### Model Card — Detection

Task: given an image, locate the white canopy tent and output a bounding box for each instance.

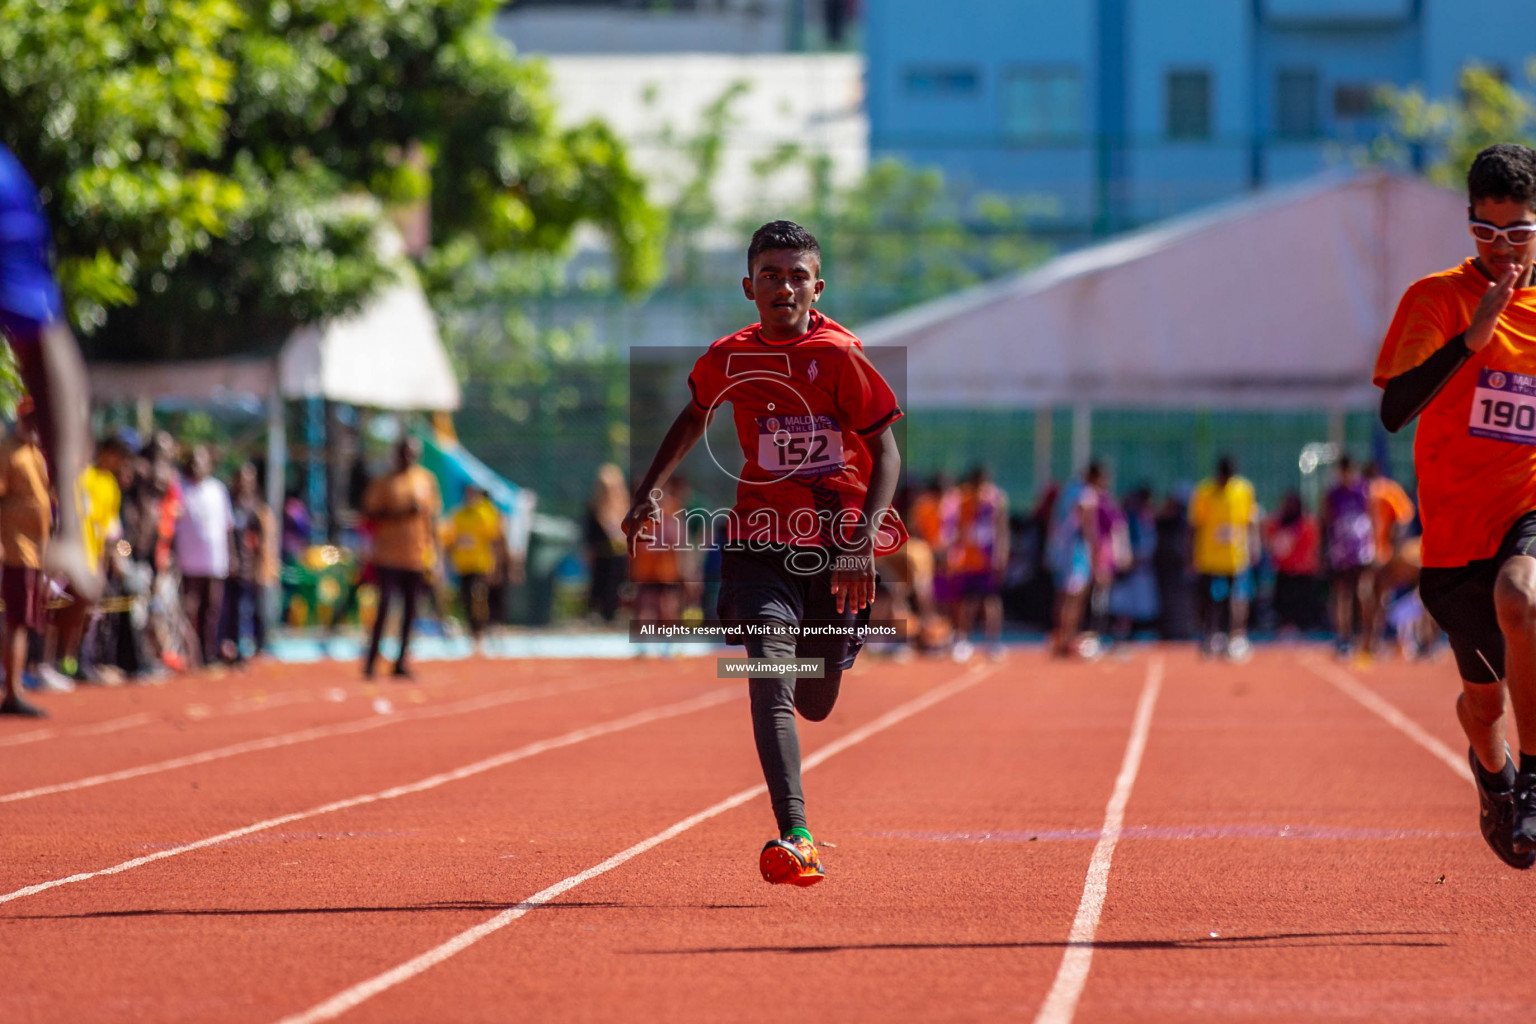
[863,172,1472,414]
[89,275,461,529]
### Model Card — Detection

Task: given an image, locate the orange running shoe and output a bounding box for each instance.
[760,836,826,886]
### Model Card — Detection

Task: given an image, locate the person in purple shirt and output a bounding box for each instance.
[1322,454,1377,657]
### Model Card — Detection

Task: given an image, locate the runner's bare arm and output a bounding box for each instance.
[622,402,710,556]
[831,424,900,613]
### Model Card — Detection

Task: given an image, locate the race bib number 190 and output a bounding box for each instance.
[1471,368,1536,445]
[756,414,845,476]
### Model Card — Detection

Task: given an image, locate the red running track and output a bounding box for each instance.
[0,646,1530,1022]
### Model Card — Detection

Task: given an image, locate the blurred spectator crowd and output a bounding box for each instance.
[582,452,1435,666]
[3,420,520,715]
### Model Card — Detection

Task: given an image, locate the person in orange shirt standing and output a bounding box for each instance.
[1376,144,1536,869]
[1363,460,1415,657]
[949,465,1008,661]
[0,400,51,716]
[361,436,441,680]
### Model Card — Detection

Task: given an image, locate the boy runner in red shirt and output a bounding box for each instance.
[1376,144,1536,869]
[624,221,904,886]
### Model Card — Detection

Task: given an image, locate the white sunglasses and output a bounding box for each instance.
[1470,220,1536,245]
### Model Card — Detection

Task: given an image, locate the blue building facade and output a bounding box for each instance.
[867,0,1536,236]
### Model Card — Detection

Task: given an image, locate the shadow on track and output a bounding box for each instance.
[628,930,1451,955]
[4,900,767,920]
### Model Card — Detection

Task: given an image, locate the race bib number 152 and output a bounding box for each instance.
[1471,368,1536,445]
[756,414,845,475]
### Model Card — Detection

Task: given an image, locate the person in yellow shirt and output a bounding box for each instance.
[443,484,506,641]
[49,435,128,686]
[1188,454,1257,661]
[361,437,440,679]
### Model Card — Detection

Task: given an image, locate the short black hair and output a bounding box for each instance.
[1468,144,1536,207]
[747,220,821,275]
[1215,454,1236,479]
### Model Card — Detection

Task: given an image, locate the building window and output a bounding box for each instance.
[1002,67,1082,140]
[1276,68,1319,139]
[904,65,980,98]
[1166,70,1212,140]
[1333,83,1379,118]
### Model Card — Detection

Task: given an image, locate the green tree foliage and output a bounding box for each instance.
[657,79,1047,325]
[1377,64,1536,186]
[0,0,663,361]
[807,159,1049,325]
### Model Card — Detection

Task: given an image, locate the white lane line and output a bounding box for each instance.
[1034,655,1165,1024]
[0,673,633,805]
[72,713,156,736]
[0,688,737,907]
[1303,657,1472,784]
[0,728,56,748]
[1,664,576,747]
[274,664,1000,1024]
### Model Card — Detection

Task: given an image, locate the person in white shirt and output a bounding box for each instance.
[175,445,234,667]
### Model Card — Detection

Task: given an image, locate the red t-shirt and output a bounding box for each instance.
[687,312,907,553]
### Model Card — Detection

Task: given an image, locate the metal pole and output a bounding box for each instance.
[1034,406,1054,498]
[1072,403,1093,471]
[265,364,287,621]
[1327,407,1346,453]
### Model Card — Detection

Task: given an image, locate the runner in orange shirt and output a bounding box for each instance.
[1376,144,1536,869]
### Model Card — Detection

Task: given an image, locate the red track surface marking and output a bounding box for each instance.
[1072,648,1536,1022]
[1034,655,1165,1024]
[297,654,1148,1023]
[1302,656,1472,782]
[0,670,630,804]
[13,646,1536,1021]
[274,665,999,1024]
[0,688,734,906]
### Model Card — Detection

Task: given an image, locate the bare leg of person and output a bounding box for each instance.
[1495,557,1536,759]
[13,322,95,596]
[1460,678,1510,774]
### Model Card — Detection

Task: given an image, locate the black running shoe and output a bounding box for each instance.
[1476,747,1535,869]
[1513,762,1536,860]
[0,693,47,717]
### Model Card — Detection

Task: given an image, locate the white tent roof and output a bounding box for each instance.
[90,269,460,411]
[862,172,1471,410]
[278,281,459,410]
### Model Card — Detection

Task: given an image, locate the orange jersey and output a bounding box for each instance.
[951,481,1005,574]
[630,494,683,583]
[1368,476,1414,564]
[687,312,907,553]
[1373,259,1536,567]
[909,490,959,553]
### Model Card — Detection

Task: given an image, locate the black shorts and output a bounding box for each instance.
[1419,511,1536,683]
[717,544,871,672]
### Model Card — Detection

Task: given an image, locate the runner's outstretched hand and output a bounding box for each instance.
[621,490,662,557]
[1468,264,1521,353]
[830,534,876,614]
